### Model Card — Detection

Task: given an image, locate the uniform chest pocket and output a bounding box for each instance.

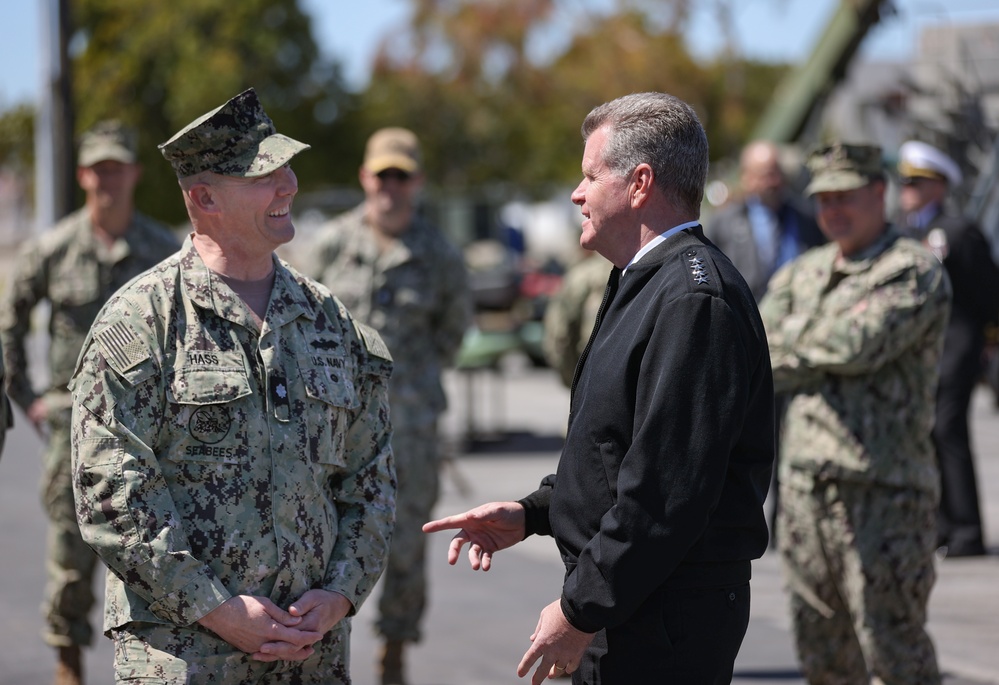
[49,262,101,307]
[166,351,252,464]
[301,360,357,466]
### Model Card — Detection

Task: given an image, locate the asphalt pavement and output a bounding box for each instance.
[1,351,997,684]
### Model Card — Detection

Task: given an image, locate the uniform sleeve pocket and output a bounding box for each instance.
[74,436,144,553]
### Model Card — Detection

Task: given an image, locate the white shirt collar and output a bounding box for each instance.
[623,220,700,273]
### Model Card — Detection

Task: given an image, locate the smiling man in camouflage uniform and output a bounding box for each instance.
[70,88,396,684]
[760,142,950,684]
[304,127,470,685]
[0,119,179,685]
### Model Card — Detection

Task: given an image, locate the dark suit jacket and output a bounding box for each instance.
[520,227,774,634]
[705,197,823,300]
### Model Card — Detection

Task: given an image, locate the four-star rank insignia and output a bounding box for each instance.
[688,254,710,284]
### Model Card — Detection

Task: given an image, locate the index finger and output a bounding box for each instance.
[517,641,546,680]
[422,513,471,533]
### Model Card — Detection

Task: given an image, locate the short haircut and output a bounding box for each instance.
[581,92,709,217]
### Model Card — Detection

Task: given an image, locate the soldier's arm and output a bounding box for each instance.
[759,261,824,393]
[0,239,48,412]
[71,313,231,627]
[433,244,473,367]
[794,259,951,375]
[321,320,396,613]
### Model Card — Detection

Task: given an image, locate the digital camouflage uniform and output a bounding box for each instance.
[760,226,950,685]
[305,204,470,642]
[70,236,396,683]
[542,253,612,387]
[0,207,178,647]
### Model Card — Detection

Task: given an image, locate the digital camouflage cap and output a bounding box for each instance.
[78,120,137,167]
[158,88,310,179]
[804,142,883,196]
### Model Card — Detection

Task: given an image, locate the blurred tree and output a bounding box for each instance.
[356,0,788,199]
[0,105,36,181]
[70,0,357,224]
[0,105,36,241]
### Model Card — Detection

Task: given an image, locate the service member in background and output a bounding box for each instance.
[542,250,613,389]
[705,139,824,301]
[704,140,825,549]
[897,140,999,558]
[70,88,396,684]
[304,127,471,685]
[0,120,178,685]
[761,142,951,684]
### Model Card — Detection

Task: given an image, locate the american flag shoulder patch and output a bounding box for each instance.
[95,321,150,374]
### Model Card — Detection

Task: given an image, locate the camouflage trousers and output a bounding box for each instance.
[111,619,351,684]
[778,478,940,685]
[42,411,99,647]
[375,421,440,642]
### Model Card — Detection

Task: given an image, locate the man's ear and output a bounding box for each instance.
[187,183,219,213]
[631,163,654,208]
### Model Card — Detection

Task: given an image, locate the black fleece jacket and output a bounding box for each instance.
[520,226,774,634]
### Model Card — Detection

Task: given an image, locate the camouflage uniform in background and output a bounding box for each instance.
[305,204,471,643]
[760,227,950,685]
[542,252,612,388]
[0,207,178,648]
[71,237,396,682]
[0,345,10,457]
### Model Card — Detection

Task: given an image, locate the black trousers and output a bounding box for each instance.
[572,582,751,684]
[933,325,985,550]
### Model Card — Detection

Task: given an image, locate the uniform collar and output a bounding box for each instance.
[178,235,316,330]
[833,224,899,274]
[623,220,700,273]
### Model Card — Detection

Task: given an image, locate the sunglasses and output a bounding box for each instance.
[375,169,413,182]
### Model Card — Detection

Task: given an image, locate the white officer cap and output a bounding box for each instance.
[898,140,962,187]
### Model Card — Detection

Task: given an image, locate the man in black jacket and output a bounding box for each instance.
[424,92,775,684]
[897,140,999,557]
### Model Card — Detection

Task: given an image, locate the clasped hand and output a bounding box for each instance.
[197,589,352,662]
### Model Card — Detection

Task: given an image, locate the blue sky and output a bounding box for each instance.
[2,0,999,107]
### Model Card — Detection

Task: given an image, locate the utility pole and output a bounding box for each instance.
[35,0,75,231]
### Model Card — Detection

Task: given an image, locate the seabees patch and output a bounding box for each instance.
[95,321,150,375]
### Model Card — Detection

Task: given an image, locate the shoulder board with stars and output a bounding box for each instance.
[686,250,711,285]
